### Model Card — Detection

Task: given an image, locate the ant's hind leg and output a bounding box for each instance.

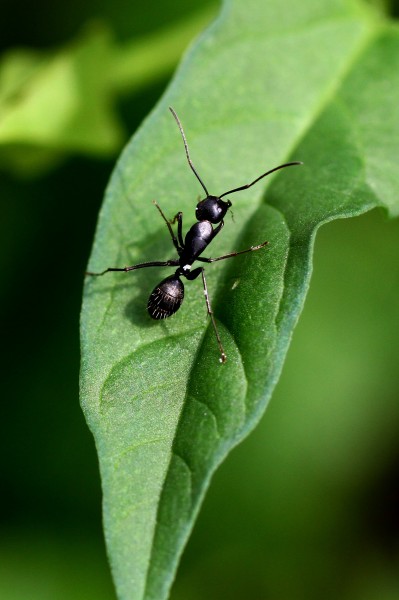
[187,267,227,363]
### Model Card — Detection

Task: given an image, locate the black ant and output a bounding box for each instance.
[86,107,302,363]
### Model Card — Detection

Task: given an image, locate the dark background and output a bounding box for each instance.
[1,1,398,599]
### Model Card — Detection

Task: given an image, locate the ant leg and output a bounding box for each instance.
[197,241,268,263]
[152,201,181,251]
[86,259,179,276]
[211,220,224,239]
[170,212,184,248]
[187,267,227,363]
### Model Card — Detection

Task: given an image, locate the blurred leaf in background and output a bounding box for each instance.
[0,6,215,175]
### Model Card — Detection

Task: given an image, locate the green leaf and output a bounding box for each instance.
[80,1,399,599]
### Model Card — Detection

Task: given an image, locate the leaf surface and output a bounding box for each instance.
[81,1,399,598]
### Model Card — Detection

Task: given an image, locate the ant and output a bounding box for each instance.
[86,107,302,363]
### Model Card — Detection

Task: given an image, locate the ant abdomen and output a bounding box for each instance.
[147,274,184,320]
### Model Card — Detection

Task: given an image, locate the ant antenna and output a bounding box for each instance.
[169,107,209,197]
[219,161,303,198]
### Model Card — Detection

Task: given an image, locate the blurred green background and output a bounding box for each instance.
[1,1,398,599]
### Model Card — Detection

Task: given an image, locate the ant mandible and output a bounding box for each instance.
[86,107,302,363]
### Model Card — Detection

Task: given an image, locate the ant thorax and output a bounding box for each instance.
[180,221,214,266]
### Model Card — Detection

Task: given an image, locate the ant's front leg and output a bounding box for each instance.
[186,267,227,363]
[197,241,268,264]
[170,212,184,248]
[211,219,224,240]
[153,201,182,252]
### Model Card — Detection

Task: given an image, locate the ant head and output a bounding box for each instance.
[195,196,232,224]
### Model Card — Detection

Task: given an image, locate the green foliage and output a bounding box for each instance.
[81,0,399,599]
[0,7,214,174]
